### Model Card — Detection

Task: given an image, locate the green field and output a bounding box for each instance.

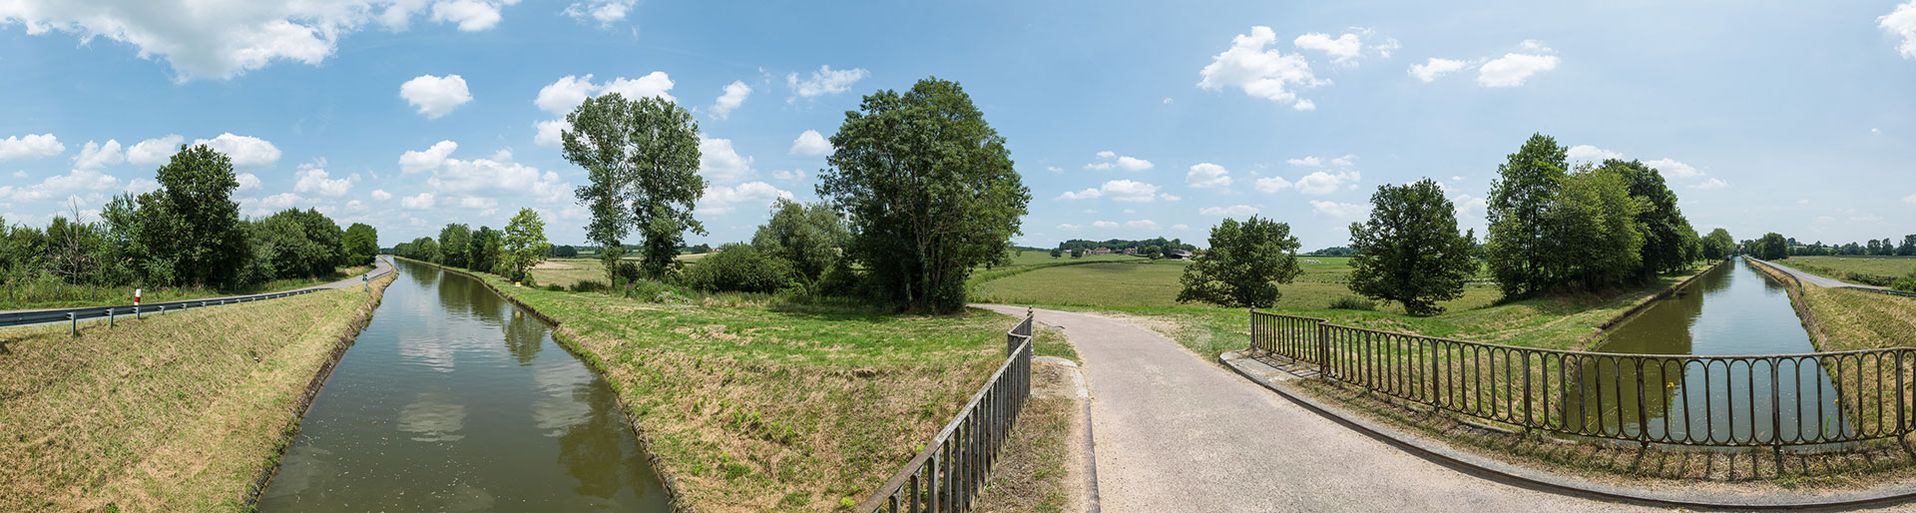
[975,256,1500,313]
[1785,256,1916,287]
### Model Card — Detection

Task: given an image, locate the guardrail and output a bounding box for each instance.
[1251,310,1914,449]
[856,308,1035,513]
[1,259,391,332]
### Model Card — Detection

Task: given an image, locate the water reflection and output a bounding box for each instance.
[259,259,671,511]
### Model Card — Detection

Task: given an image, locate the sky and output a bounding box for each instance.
[2,0,1914,250]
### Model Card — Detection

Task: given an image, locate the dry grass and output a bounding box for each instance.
[1801,285,1916,352]
[0,271,393,512]
[971,361,1084,513]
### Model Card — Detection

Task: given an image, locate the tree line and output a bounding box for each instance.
[1174,133,1733,315]
[1048,237,1195,259]
[0,145,378,304]
[390,208,552,283]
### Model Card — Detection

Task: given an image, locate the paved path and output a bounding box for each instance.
[978,305,1665,513]
[1750,257,1890,290]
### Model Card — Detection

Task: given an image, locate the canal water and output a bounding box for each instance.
[259,259,672,511]
[1578,257,1847,444]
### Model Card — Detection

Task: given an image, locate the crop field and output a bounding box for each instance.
[1786,256,1916,288]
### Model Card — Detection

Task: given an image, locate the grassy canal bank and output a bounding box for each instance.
[0,264,374,311]
[418,258,1074,512]
[0,270,395,512]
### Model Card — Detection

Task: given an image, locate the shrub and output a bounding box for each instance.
[1897,271,1916,293]
[681,244,792,294]
[570,280,608,293]
[1329,296,1376,310]
[544,284,566,292]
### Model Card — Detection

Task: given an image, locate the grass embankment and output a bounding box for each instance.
[0,270,394,512]
[975,256,1703,358]
[970,356,1081,513]
[1801,286,1916,352]
[0,264,372,311]
[493,263,1072,512]
[1785,256,1916,289]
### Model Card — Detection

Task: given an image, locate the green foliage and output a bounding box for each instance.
[1701,228,1736,260]
[1607,159,1698,277]
[342,223,379,266]
[1485,133,1570,298]
[562,92,706,281]
[1755,232,1790,260]
[437,224,472,268]
[816,77,1030,313]
[249,209,348,281]
[750,199,847,285]
[1547,165,1645,290]
[468,226,503,275]
[1176,216,1302,308]
[394,236,440,262]
[682,244,792,294]
[122,145,251,288]
[553,245,580,258]
[1346,179,1477,316]
[501,208,552,282]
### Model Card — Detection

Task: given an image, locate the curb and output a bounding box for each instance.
[1033,354,1102,513]
[1219,350,1916,511]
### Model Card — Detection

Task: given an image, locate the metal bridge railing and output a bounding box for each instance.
[856,308,1035,513]
[1251,310,1914,449]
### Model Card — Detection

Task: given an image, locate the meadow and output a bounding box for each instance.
[0,271,393,512]
[1785,256,1916,288]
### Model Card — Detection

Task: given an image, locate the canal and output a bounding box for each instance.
[259,259,672,511]
[1577,257,1848,445]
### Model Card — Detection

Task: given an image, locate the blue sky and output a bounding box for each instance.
[2,0,1914,250]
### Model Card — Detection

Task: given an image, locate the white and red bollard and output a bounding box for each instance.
[134,288,143,319]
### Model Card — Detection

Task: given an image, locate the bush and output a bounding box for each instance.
[544,284,566,292]
[1897,271,1916,293]
[681,244,792,294]
[1328,296,1376,310]
[570,280,608,293]
[624,279,691,304]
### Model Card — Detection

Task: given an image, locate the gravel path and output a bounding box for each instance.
[1750,257,1889,290]
[977,305,1667,513]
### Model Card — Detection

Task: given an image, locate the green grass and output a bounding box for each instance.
[449,264,1052,512]
[1800,284,1916,352]
[0,264,372,311]
[1784,256,1916,288]
[0,271,393,512]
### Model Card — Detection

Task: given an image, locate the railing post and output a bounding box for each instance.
[1317,320,1330,379]
[108,308,115,328]
[68,312,77,337]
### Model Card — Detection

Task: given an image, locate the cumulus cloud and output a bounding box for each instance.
[293,161,356,197]
[401,192,436,209]
[533,119,567,147]
[1199,204,1259,217]
[789,130,830,156]
[1255,176,1293,193]
[564,0,635,26]
[72,140,124,170]
[395,142,568,205]
[1690,177,1728,190]
[1310,200,1370,220]
[1904,192,1916,205]
[192,133,281,167]
[0,168,120,203]
[1293,32,1362,63]
[1186,163,1232,188]
[1057,179,1163,202]
[1091,220,1119,229]
[698,181,791,215]
[1295,169,1360,195]
[786,65,869,101]
[771,169,806,181]
[1478,53,1559,87]
[532,73,674,146]
[1286,155,1322,167]
[1408,57,1466,83]
[1084,151,1153,171]
[1567,144,1622,161]
[711,80,751,120]
[1125,219,1158,229]
[400,74,473,118]
[1643,158,1700,179]
[698,137,755,183]
[0,0,518,80]
[400,140,459,174]
[371,189,392,201]
[235,172,262,192]
[1886,2,1916,59]
[125,134,184,165]
[0,133,64,160]
[1198,26,1324,111]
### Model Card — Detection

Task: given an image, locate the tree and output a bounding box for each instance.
[682,244,792,293]
[1547,166,1645,290]
[562,92,706,281]
[1484,133,1570,298]
[137,144,251,288]
[1346,179,1478,315]
[1899,234,1916,257]
[1608,159,1699,277]
[437,224,471,267]
[468,226,503,274]
[502,208,552,282]
[1701,228,1736,260]
[750,199,848,285]
[1176,216,1302,308]
[1755,232,1790,260]
[343,223,379,266]
[1049,247,1062,259]
[816,77,1031,313]
[553,245,580,258]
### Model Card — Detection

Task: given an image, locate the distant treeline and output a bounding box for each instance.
[1049,237,1195,259]
[1783,235,1916,257]
[390,209,552,283]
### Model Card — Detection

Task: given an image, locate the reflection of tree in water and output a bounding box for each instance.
[502,310,547,366]
[1564,264,1715,438]
[556,382,650,500]
[403,261,440,289]
[434,270,506,324]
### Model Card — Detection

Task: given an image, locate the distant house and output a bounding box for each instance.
[1167,249,1193,260]
[1089,247,1114,256]
[1122,247,1139,256]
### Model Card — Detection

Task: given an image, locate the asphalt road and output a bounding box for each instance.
[0,257,393,328]
[1751,257,1890,290]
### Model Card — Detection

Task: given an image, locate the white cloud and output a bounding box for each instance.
[401,192,436,209]
[235,172,262,192]
[293,161,355,197]
[1477,53,1559,87]
[1884,2,1916,59]
[1292,99,1316,111]
[1643,158,1700,179]
[771,169,806,181]
[1566,144,1622,161]
[400,140,459,174]
[72,140,124,170]
[1409,57,1467,83]
[1171,223,1190,231]
[1454,194,1488,220]
[124,178,159,195]
[698,181,791,215]
[1057,179,1163,202]
[1199,204,1259,217]
[1286,155,1322,167]
[192,133,280,167]
[125,134,184,165]
[1125,219,1158,229]
[1904,193,1916,205]
[458,195,497,209]
[248,192,303,215]
[533,119,567,147]
[564,0,635,26]
[535,73,675,115]
[1296,169,1361,195]
[0,133,64,160]
[371,189,392,201]
[711,80,751,120]
[0,1,516,80]
[1091,220,1119,229]
[400,74,473,118]
[0,168,120,203]
[1186,163,1232,188]
[1293,32,1362,63]
[1084,151,1153,171]
[1255,176,1293,193]
[786,65,869,100]
[415,146,569,203]
[1057,223,1080,231]
[1198,26,1324,111]
[698,137,755,184]
[1310,200,1370,220]
[789,130,830,156]
[1690,177,1728,190]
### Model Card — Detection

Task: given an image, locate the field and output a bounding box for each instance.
[974,256,1502,312]
[0,264,372,311]
[459,266,1073,512]
[0,271,394,512]
[1785,256,1916,288]
[1800,285,1916,352]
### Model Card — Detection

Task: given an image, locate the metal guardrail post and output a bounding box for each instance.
[108,308,115,328]
[135,305,142,320]
[68,312,77,337]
